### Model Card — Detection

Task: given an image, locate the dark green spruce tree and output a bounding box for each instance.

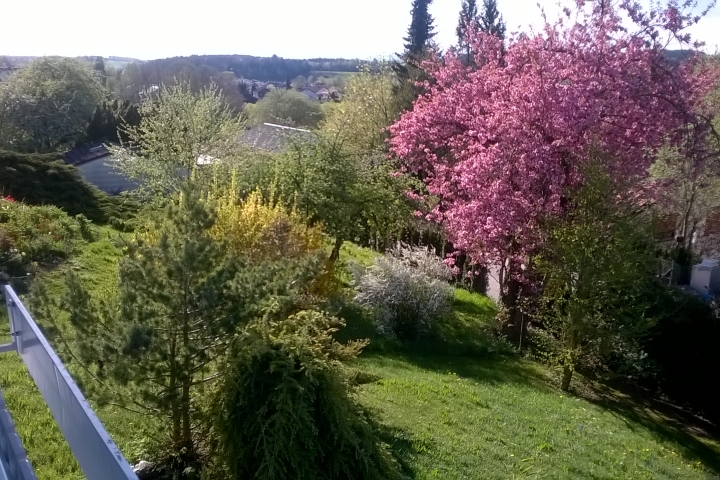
[93,56,106,86]
[456,0,479,65]
[479,0,506,39]
[393,0,437,112]
[403,0,436,58]
[83,99,141,145]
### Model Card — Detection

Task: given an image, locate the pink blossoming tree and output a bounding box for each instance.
[389,0,719,306]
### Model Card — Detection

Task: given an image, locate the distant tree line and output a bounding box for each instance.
[110,55,365,104]
[307,58,363,72]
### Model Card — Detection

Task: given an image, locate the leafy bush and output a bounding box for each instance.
[209,180,324,262]
[352,244,454,340]
[245,88,323,128]
[1,196,96,291]
[212,310,400,480]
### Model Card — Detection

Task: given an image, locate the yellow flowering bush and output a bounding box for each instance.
[209,178,324,262]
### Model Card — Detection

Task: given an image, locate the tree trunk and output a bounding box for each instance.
[329,236,344,263]
[561,364,573,391]
[169,334,181,446]
[181,382,192,455]
[501,262,522,337]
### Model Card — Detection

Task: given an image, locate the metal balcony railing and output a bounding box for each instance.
[0,285,138,480]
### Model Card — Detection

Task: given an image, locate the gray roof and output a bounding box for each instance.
[63,142,111,166]
[240,123,314,152]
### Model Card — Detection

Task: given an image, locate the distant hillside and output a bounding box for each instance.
[105,56,143,69]
[0,55,142,71]
[665,49,697,65]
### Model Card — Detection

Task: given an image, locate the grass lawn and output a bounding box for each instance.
[357,351,720,479]
[1,238,719,479]
[338,242,720,479]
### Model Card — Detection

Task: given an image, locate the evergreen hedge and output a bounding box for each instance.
[0,149,135,223]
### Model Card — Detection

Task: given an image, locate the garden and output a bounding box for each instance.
[2,1,720,478]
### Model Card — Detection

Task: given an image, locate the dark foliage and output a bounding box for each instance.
[642,285,720,424]
[83,99,141,145]
[403,0,436,58]
[457,0,479,45]
[393,0,437,119]
[478,0,506,39]
[0,149,136,223]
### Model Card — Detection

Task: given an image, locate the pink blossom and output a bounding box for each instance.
[389,1,719,272]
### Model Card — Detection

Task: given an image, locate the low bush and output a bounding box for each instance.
[212,310,399,480]
[352,243,454,340]
[1,196,96,291]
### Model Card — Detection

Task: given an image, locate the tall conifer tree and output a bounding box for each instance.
[403,0,436,59]
[479,0,506,39]
[394,0,437,112]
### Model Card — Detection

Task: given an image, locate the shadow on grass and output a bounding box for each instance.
[577,381,720,475]
[366,348,557,394]
[340,293,720,476]
[375,424,419,480]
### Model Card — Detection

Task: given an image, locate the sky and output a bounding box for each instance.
[1,0,719,61]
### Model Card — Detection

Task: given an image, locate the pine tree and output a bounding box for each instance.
[393,0,437,112]
[34,185,324,470]
[93,56,106,86]
[478,0,506,39]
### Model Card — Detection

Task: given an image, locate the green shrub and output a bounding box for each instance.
[0,196,96,292]
[212,310,400,480]
[351,244,454,340]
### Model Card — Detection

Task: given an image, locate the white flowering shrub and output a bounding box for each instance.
[352,244,454,340]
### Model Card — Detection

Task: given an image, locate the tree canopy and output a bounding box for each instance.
[535,160,657,391]
[457,0,480,63]
[403,0,436,60]
[113,82,244,198]
[478,0,505,39]
[0,57,105,153]
[393,0,438,113]
[245,88,323,128]
[320,63,400,156]
[389,1,718,281]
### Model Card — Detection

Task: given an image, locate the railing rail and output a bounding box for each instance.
[0,391,35,480]
[2,285,138,480]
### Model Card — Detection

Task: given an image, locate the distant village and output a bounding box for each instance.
[237,78,343,103]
